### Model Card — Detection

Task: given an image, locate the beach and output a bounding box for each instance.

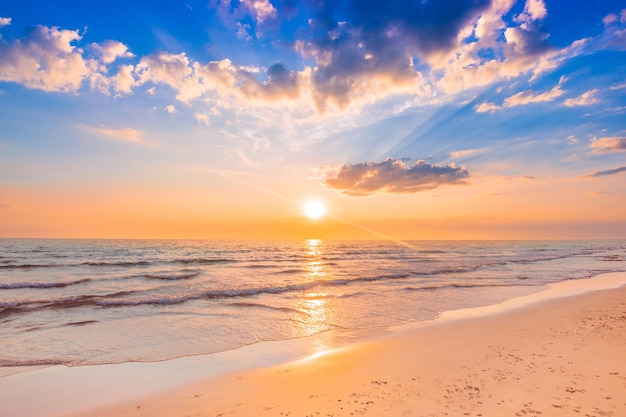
[11,271,619,417]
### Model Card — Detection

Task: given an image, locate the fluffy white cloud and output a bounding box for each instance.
[239,0,276,23]
[132,54,307,107]
[323,158,469,196]
[110,64,137,94]
[0,17,11,28]
[89,40,134,64]
[135,52,193,92]
[563,89,599,107]
[517,0,547,22]
[436,0,560,94]
[165,104,177,113]
[0,25,97,92]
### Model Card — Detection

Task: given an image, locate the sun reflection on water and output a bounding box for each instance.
[294,239,333,342]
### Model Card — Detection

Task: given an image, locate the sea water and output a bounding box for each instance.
[1,239,625,370]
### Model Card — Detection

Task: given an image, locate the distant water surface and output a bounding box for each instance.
[1,239,625,368]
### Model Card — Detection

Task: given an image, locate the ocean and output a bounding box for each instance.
[1,239,625,371]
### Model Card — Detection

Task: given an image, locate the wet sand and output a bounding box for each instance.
[63,272,626,417]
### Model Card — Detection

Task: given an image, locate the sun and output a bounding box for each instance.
[303,200,326,220]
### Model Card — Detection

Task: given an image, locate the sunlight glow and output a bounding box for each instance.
[303,200,326,220]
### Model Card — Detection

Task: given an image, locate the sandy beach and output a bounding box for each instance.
[51,272,626,417]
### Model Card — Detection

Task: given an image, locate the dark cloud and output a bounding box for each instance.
[584,166,626,177]
[239,62,301,100]
[297,0,491,110]
[504,21,553,57]
[324,158,469,196]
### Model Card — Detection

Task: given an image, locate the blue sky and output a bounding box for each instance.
[0,0,625,239]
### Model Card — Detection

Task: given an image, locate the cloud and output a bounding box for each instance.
[194,112,210,126]
[610,82,626,90]
[0,4,619,115]
[84,125,142,144]
[165,104,177,113]
[475,101,500,113]
[238,63,302,101]
[210,0,278,40]
[594,8,626,51]
[563,89,599,107]
[590,136,626,154]
[239,0,277,24]
[294,0,493,111]
[0,17,11,28]
[436,0,562,93]
[504,84,564,107]
[514,0,547,23]
[603,14,619,26]
[134,52,198,102]
[449,149,479,159]
[236,22,253,41]
[89,40,134,64]
[133,53,305,105]
[323,158,470,196]
[0,25,97,92]
[584,166,626,177]
[110,64,136,94]
[603,9,626,26]
[476,81,564,112]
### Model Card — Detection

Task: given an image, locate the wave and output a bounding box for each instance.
[141,271,200,281]
[0,272,417,315]
[0,263,60,269]
[599,255,624,262]
[0,358,68,367]
[1,247,619,318]
[64,320,98,327]
[82,261,152,267]
[244,264,279,269]
[408,250,601,277]
[411,264,490,276]
[0,306,23,319]
[403,282,528,292]
[0,278,92,290]
[228,302,302,314]
[0,257,236,271]
[277,268,308,274]
[508,251,595,265]
[173,258,235,265]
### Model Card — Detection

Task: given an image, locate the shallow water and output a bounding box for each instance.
[1,239,625,367]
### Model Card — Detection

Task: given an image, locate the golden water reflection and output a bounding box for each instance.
[304,239,326,280]
[294,239,333,342]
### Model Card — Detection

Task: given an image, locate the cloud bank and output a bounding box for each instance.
[0,2,624,114]
[323,158,469,196]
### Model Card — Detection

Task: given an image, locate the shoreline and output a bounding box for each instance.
[2,272,626,417]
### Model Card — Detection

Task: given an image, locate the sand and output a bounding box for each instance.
[53,272,626,417]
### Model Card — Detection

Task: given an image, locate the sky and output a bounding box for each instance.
[0,0,625,240]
